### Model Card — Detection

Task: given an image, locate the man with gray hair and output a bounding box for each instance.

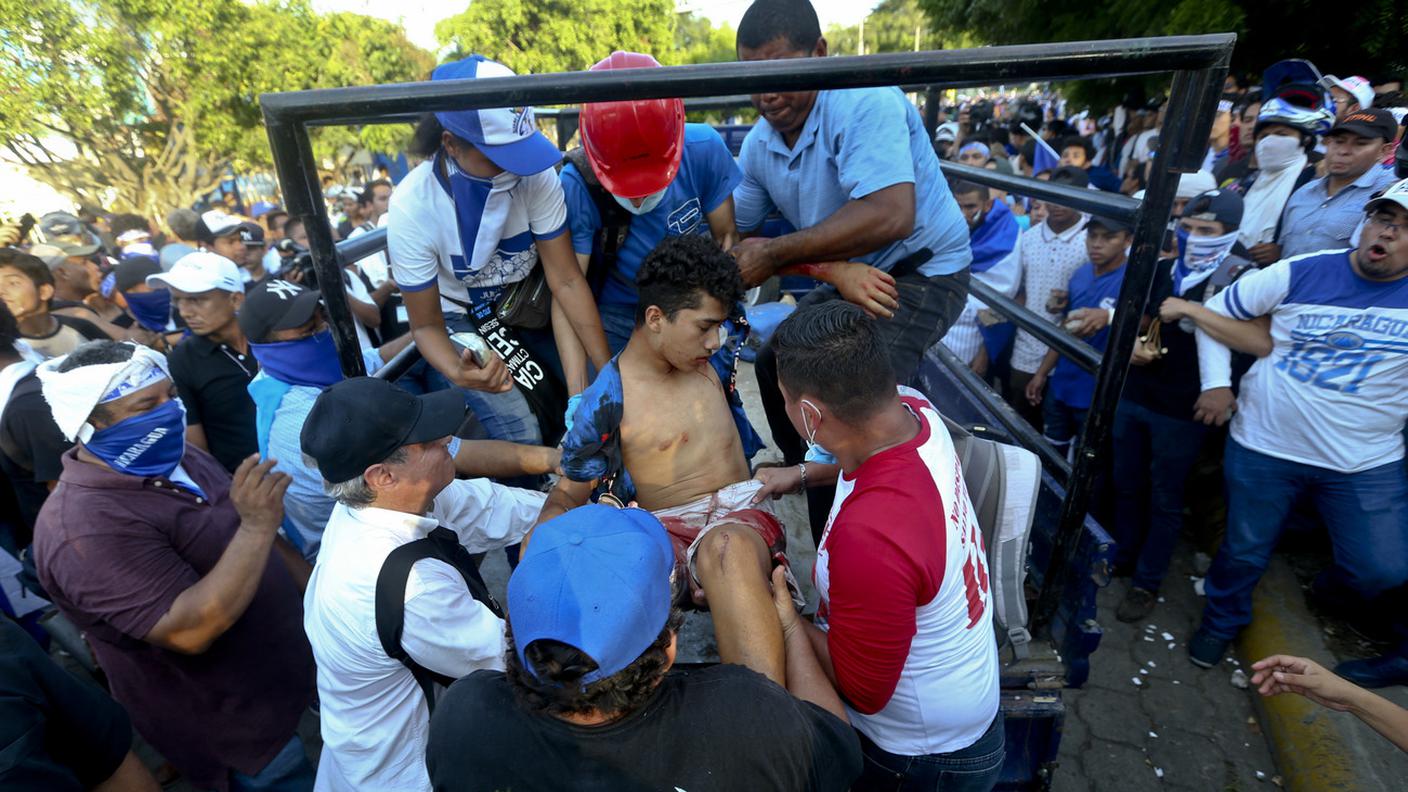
[161,208,200,270]
[299,376,547,792]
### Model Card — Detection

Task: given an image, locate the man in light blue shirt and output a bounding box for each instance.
[733,0,973,538]
[1275,109,1398,260]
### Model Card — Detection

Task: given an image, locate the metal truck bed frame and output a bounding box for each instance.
[262,35,1233,787]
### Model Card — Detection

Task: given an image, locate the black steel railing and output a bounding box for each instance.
[261,33,1235,635]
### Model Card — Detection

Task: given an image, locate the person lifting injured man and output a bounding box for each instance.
[426,504,861,792]
[535,233,801,685]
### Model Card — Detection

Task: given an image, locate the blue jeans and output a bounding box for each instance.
[1201,438,1408,640]
[1041,397,1087,457]
[1112,401,1208,591]
[229,734,314,792]
[435,313,553,445]
[854,711,1005,792]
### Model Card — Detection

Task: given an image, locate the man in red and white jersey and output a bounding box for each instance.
[755,300,1003,791]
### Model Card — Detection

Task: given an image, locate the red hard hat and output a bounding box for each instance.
[580,52,685,199]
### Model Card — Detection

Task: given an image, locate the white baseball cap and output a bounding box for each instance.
[1366,178,1408,215]
[148,251,245,294]
[196,210,243,244]
[1175,170,1218,201]
[1320,75,1375,112]
[431,55,561,176]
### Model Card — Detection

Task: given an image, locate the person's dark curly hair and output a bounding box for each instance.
[108,213,151,238]
[0,300,18,352]
[634,235,744,326]
[771,300,896,424]
[504,608,684,719]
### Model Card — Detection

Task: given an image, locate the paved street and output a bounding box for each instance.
[1053,547,1279,791]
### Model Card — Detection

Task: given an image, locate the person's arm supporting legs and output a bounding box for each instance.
[692,524,786,687]
[770,567,850,723]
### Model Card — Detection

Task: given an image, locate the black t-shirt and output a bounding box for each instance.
[0,619,133,791]
[427,665,862,792]
[1123,256,1254,419]
[0,372,71,539]
[167,333,260,472]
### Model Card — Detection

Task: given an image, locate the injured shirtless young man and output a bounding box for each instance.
[534,235,799,685]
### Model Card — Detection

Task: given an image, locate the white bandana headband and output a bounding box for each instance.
[36,343,171,442]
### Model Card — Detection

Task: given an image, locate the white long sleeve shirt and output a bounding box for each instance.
[1195,250,1408,472]
[304,479,546,792]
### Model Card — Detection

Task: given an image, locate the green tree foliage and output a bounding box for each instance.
[672,11,738,65]
[826,0,955,56]
[919,0,1406,88]
[435,0,677,75]
[0,0,431,219]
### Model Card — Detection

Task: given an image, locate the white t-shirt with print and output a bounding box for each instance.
[386,157,568,314]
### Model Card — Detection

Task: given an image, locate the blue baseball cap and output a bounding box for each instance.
[250,201,280,219]
[432,55,562,176]
[508,504,675,685]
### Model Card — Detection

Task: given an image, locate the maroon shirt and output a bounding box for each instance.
[33,445,315,791]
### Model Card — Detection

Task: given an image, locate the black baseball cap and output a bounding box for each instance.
[1183,189,1244,229]
[113,256,164,293]
[1048,165,1090,189]
[1327,108,1398,142]
[237,221,265,247]
[301,377,466,484]
[1087,215,1134,234]
[238,278,322,342]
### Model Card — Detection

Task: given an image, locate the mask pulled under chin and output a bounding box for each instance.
[84,398,187,478]
[612,188,667,216]
[249,330,345,389]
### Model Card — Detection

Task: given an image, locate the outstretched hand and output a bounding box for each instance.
[1250,655,1359,712]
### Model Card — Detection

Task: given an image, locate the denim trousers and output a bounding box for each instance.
[854,711,1005,792]
[1041,397,1087,458]
[228,734,314,792]
[1201,438,1408,640]
[1111,400,1208,591]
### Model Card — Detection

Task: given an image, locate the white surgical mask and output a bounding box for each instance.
[1255,136,1303,172]
[613,188,667,216]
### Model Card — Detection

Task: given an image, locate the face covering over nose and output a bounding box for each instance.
[1172,228,1240,296]
[249,330,344,389]
[1255,135,1304,172]
[122,290,173,333]
[612,188,668,216]
[84,398,187,478]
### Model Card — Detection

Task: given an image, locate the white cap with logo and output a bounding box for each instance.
[147,251,245,294]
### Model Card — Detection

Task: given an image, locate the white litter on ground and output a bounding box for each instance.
[1131,677,1144,687]
[1231,669,1250,689]
[1154,767,1164,779]
[1167,642,1176,650]
[1256,770,1267,780]
[1147,661,1158,668]
[1148,730,1158,738]
[1140,668,1149,675]
[1161,632,1175,641]
[1193,577,1207,596]
[1144,636,1157,642]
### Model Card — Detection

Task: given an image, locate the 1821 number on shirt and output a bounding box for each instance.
[1276,339,1384,394]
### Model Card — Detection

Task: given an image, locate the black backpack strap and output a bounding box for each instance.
[563,148,632,296]
[374,527,504,716]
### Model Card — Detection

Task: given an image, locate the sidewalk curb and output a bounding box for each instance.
[1235,559,1365,791]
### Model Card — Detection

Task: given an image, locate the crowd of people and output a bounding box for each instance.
[2,0,1407,789]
